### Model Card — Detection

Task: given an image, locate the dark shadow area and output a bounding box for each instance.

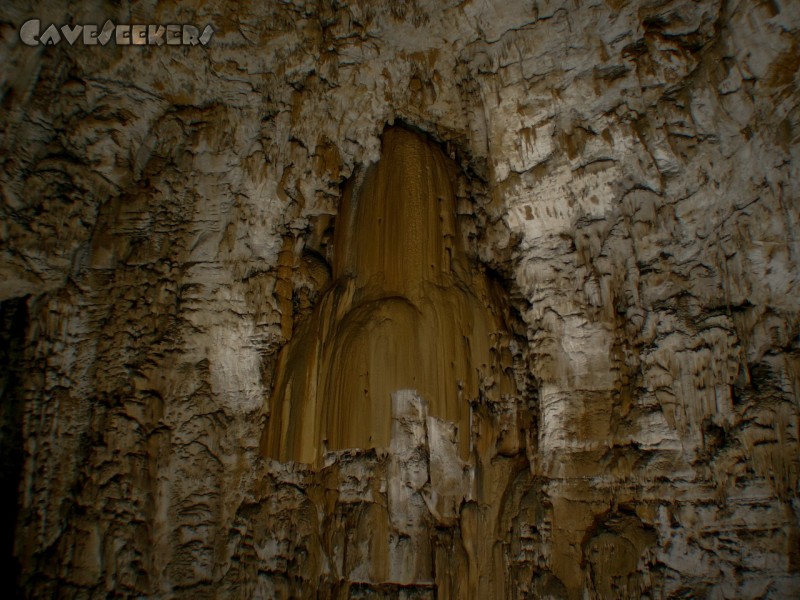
[0,296,28,598]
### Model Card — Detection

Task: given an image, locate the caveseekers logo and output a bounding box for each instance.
[19,19,215,46]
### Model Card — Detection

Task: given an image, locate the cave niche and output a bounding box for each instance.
[262,125,517,466]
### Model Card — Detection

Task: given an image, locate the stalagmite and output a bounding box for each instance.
[262,126,516,465]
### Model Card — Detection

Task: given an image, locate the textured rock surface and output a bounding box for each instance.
[0,0,798,598]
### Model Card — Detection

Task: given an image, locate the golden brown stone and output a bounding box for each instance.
[263,127,515,465]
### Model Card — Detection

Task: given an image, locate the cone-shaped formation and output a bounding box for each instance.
[263,126,515,465]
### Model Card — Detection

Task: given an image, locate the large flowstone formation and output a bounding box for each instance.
[264,126,516,465]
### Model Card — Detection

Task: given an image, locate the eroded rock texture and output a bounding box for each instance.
[0,0,799,598]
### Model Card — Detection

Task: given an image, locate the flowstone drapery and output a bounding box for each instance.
[264,126,517,465]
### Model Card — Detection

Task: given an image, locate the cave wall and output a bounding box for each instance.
[0,0,799,598]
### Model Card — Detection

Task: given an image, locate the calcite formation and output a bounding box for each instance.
[264,126,517,465]
[0,0,799,598]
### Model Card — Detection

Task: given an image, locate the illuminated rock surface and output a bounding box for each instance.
[0,0,799,598]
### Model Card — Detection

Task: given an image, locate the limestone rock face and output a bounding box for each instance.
[0,0,798,598]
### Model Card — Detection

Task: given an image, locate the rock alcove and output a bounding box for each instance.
[263,125,523,466]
